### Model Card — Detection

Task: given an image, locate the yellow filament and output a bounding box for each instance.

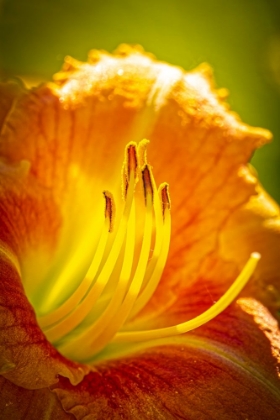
[113,252,261,343]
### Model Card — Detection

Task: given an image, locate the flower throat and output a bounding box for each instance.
[36,140,260,364]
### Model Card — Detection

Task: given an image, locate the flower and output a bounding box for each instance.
[0,44,280,419]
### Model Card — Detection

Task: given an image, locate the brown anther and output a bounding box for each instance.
[160,183,171,218]
[126,143,138,179]
[122,143,138,199]
[142,165,154,204]
[103,191,115,232]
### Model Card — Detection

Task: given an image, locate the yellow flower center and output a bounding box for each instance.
[35,140,260,364]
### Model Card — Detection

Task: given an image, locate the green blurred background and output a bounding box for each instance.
[0,0,279,202]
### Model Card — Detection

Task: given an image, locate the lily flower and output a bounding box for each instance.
[0,44,280,419]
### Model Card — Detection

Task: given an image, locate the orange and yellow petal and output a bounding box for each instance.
[51,290,280,419]
[0,45,279,419]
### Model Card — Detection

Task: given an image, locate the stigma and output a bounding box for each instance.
[36,140,260,364]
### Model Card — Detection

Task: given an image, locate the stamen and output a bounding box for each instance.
[35,140,260,365]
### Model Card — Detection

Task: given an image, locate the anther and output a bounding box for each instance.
[159,182,171,218]
[103,191,115,232]
[142,165,154,204]
[122,142,138,198]
[125,142,138,180]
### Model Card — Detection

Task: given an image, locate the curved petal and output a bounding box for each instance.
[52,305,280,420]
[0,161,89,388]
[220,179,280,311]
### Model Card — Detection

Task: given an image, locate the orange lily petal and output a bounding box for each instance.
[52,324,280,420]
